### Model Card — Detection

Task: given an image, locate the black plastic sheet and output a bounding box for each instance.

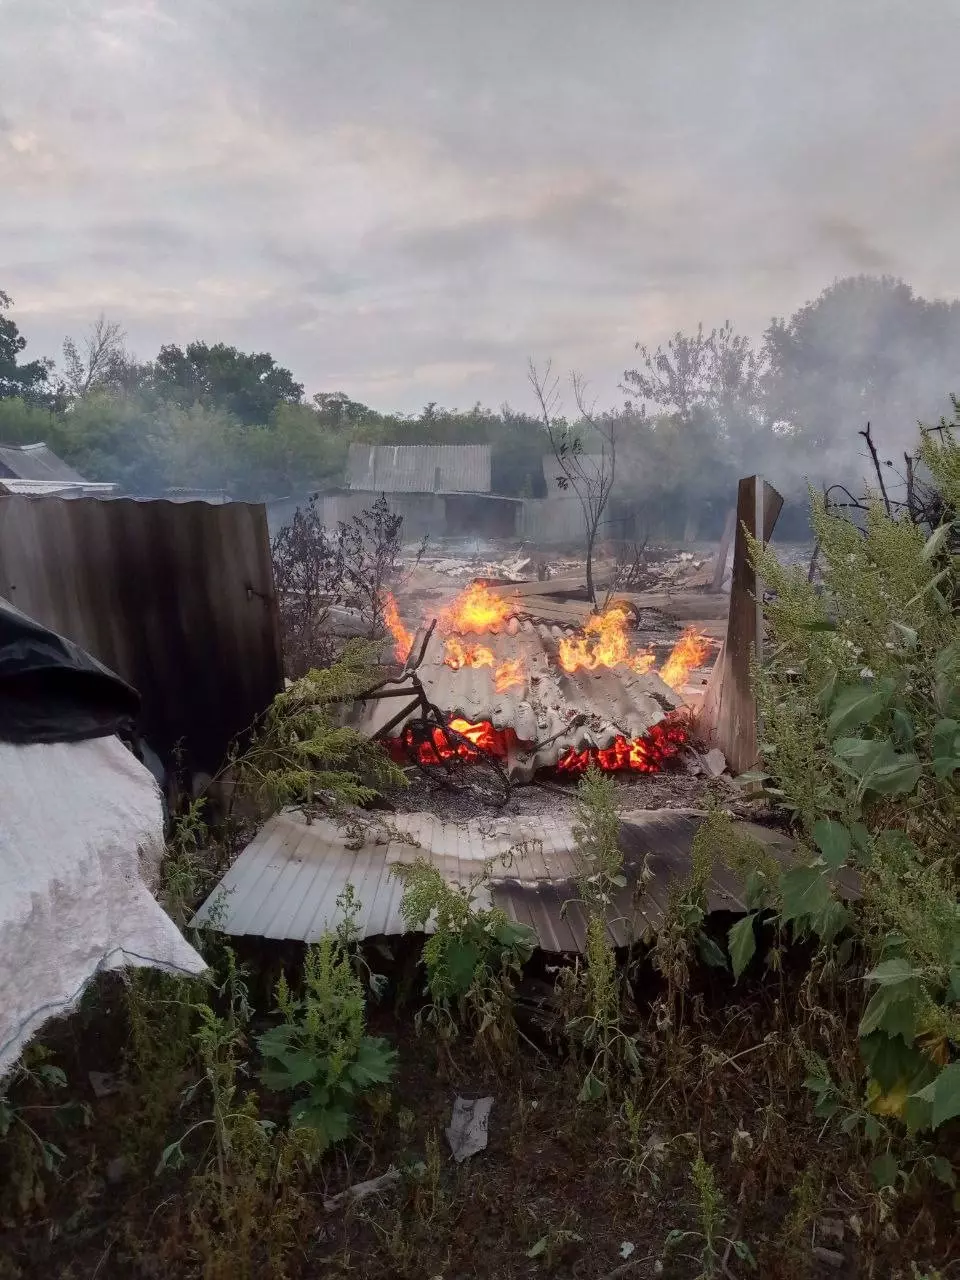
[0,596,140,745]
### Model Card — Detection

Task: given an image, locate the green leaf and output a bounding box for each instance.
[921,522,953,562]
[865,957,918,987]
[578,1072,605,1103]
[348,1037,397,1088]
[871,1150,899,1189]
[728,914,757,980]
[291,1098,352,1144]
[930,1063,960,1130]
[859,1032,928,1092]
[445,939,482,996]
[832,736,896,778]
[812,819,851,869]
[891,622,918,649]
[858,987,918,1042]
[827,680,895,736]
[810,900,850,945]
[851,823,873,854]
[946,967,960,1004]
[526,1237,548,1259]
[930,1156,956,1189]
[732,1239,757,1268]
[932,719,960,778]
[157,1139,187,1174]
[780,865,832,924]
[697,933,728,970]
[891,708,915,749]
[863,752,923,796]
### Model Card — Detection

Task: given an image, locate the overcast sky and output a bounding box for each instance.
[3,1,960,413]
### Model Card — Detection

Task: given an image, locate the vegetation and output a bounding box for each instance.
[3,276,960,539]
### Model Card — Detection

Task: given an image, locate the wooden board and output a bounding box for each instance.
[698,477,783,775]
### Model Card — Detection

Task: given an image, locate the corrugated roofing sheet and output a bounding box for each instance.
[0,443,88,484]
[348,444,491,494]
[192,807,827,953]
[346,619,683,781]
[0,479,117,496]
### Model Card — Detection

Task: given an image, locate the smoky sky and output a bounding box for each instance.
[3,0,960,414]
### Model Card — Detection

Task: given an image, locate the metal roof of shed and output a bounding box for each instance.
[191,807,833,953]
[347,444,491,494]
[0,443,88,484]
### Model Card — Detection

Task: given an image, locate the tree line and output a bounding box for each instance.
[2,275,959,531]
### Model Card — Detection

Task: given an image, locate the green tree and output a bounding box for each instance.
[149,341,304,425]
[0,292,52,404]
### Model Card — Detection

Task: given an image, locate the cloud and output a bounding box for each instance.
[1,0,960,411]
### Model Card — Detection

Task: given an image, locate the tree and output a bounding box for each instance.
[0,291,52,404]
[763,275,960,461]
[529,360,616,604]
[149,341,304,425]
[61,314,141,400]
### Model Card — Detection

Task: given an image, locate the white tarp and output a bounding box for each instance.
[0,735,207,1076]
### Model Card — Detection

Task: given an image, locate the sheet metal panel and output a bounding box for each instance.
[347,444,491,494]
[0,443,88,484]
[193,807,813,954]
[0,494,282,774]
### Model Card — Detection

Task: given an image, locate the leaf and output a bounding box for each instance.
[780,865,832,924]
[858,987,918,1042]
[832,736,896,778]
[921,522,953,562]
[947,967,960,1004]
[865,957,918,987]
[891,708,916,749]
[578,1072,605,1103]
[930,1063,960,1130]
[445,939,482,996]
[291,1098,352,1144]
[871,1150,899,1188]
[863,752,923,796]
[526,1237,548,1259]
[891,622,918,649]
[812,819,851,869]
[930,1156,956,1188]
[157,1139,186,1174]
[810,900,850,945]
[860,1032,929,1092]
[733,1239,757,1268]
[348,1037,397,1088]
[728,914,757,980]
[697,933,728,970]
[827,680,895,737]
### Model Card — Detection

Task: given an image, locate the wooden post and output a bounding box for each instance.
[710,507,737,593]
[698,476,783,775]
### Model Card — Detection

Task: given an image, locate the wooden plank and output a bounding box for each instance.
[614,591,731,621]
[698,477,783,776]
[711,507,737,592]
[486,573,611,599]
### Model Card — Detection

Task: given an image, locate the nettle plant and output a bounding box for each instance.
[257,921,396,1148]
[392,856,537,1055]
[747,421,960,1141]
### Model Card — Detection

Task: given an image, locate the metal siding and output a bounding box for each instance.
[0,494,282,774]
[347,444,491,494]
[0,443,88,484]
[194,808,813,954]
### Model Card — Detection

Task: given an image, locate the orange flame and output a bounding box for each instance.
[443,636,495,670]
[382,591,413,663]
[558,604,656,676]
[659,627,713,692]
[438,582,516,635]
[494,656,526,693]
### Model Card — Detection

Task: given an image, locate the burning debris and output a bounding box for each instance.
[371,581,715,783]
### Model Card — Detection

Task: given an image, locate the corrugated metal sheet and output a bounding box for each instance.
[0,495,283,774]
[0,479,118,497]
[348,444,491,494]
[346,619,683,781]
[192,806,822,952]
[0,443,88,484]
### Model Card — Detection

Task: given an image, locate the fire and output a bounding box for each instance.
[556,718,687,774]
[392,716,518,764]
[438,581,516,635]
[494,656,526,693]
[443,636,495,670]
[557,604,656,676]
[659,627,713,692]
[382,591,413,663]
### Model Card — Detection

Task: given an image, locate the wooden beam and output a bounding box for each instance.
[698,476,783,775]
[711,506,737,592]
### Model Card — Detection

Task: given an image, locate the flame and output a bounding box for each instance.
[391,716,518,764]
[438,582,516,635]
[558,604,656,676]
[443,636,495,670]
[556,718,687,774]
[382,592,413,663]
[659,627,713,691]
[494,657,526,693]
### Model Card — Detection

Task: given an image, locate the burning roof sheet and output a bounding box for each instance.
[349,617,685,781]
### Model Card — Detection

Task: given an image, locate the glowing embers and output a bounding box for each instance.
[555,717,688,775]
[387,717,519,765]
[557,604,656,677]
